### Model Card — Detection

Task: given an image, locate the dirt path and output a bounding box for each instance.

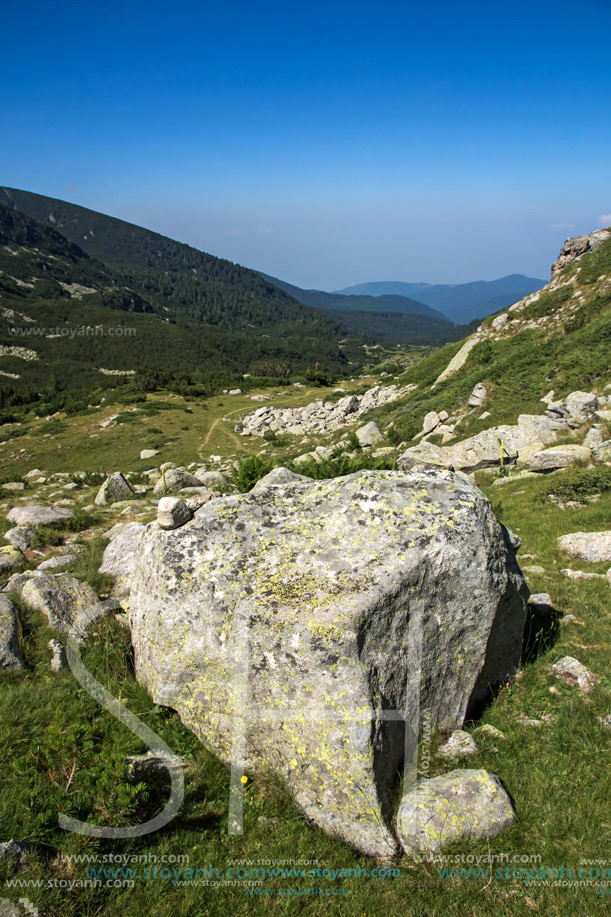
[197,407,247,460]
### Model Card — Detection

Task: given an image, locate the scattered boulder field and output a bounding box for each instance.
[0,249,610,856]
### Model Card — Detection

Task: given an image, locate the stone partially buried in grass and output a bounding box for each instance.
[549,656,597,693]
[6,504,73,526]
[0,594,24,669]
[557,531,611,563]
[20,574,108,640]
[397,769,516,858]
[0,545,25,573]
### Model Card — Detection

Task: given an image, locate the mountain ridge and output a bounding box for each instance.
[334,275,546,324]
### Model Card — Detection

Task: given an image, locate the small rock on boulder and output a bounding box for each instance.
[157,498,193,530]
[397,769,516,858]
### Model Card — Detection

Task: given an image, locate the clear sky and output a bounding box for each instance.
[2,0,610,289]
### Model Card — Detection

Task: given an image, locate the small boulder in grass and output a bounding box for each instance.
[157,497,193,530]
[474,724,506,742]
[438,730,478,759]
[397,769,516,858]
[549,656,597,693]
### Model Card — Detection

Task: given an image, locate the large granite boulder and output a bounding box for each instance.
[129,468,528,857]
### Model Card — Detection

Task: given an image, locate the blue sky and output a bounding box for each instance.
[2,0,611,289]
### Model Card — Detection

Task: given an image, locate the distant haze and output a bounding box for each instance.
[1,0,610,290]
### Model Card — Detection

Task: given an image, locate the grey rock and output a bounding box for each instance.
[355,421,384,447]
[528,444,591,472]
[37,554,77,571]
[48,638,67,672]
[95,473,135,506]
[474,724,506,741]
[129,468,528,857]
[1,482,25,491]
[6,504,73,526]
[140,449,160,460]
[550,656,597,693]
[159,462,177,472]
[557,531,611,563]
[438,730,478,759]
[583,424,604,452]
[98,523,146,598]
[153,468,204,495]
[551,230,611,280]
[0,546,25,573]
[0,594,24,669]
[560,614,578,625]
[546,391,599,427]
[4,525,35,552]
[125,752,186,785]
[193,471,227,489]
[21,575,107,639]
[600,715,611,729]
[397,769,515,858]
[422,411,440,435]
[251,467,313,492]
[468,383,487,407]
[397,441,454,471]
[157,497,193,530]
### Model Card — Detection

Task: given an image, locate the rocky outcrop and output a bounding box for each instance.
[238,385,412,438]
[398,412,561,474]
[551,229,611,281]
[157,498,193,530]
[128,468,528,857]
[397,769,515,858]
